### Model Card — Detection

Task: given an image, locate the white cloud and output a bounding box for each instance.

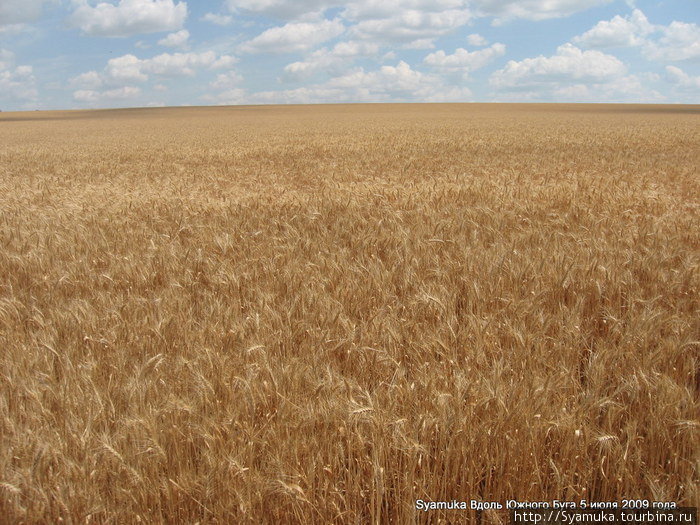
[0,49,14,70]
[552,75,663,102]
[240,18,345,54]
[402,38,436,50]
[106,54,149,82]
[645,21,700,62]
[282,40,379,81]
[349,9,471,44]
[228,0,471,49]
[204,87,247,104]
[0,23,31,35]
[575,10,700,63]
[224,0,604,25]
[70,0,187,38]
[0,0,51,26]
[73,86,141,102]
[665,65,700,90]
[319,60,470,100]
[68,51,238,102]
[0,49,38,105]
[467,33,487,46]
[326,62,416,90]
[158,29,189,48]
[206,60,472,104]
[424,43,505,77]
[487,43,665,103]
[225,0,339,20]
[473,0,612,22]
[0,66,37,103]
[342,0,466,20]
[143,51,234,76]
[70,91,97,103]
[212,55,238,69]
[210,70,243,89]
[330,39,379,58]
[103,51,236,83]
[573,9,652,48]
[69,70,104,89]
[491,74,664,103]
[201,13,232,26]
[490,43,626,88]
[539,75,665,103]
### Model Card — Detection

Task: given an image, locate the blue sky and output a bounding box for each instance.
[0,0,698,110]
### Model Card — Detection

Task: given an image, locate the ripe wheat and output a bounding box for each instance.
[0,103,698,523]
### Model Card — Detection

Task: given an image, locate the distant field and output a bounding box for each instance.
[0,104,698,523]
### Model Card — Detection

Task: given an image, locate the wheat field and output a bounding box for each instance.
[0,104,698,523]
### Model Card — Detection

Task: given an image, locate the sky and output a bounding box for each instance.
[0,0,698,110]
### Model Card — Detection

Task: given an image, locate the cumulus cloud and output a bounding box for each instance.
[665,65,700,90]
[547,75,664,102]
[69,51,238,101]
[70,0,187,38]
[0,23,31,35]
[73,86,141,103]
[486,43,666,102]
[240,18,345,54]
[220,0,638,61]
[349,8,471,45]
[315,60,471,101]
[201,13,232,26]
[227,0,471,49]
[491,74,664,103]
[224,0,339,20]
[282,40,379,81]
[473,0,611,22]
[223,0,608,24]
[206,60,472,105]
[0,49,38,105]
[69,70,104,89]
[403,39,435,49]
[326,61,425,91]
[106,54,149,82]
[210,70,243,89]
[342,0,466,20]
[0,0,51,26]
[424,43,505,77]
[573,9,652,48]
[467,33,488,46]
[575,9,700,63]
[0,48,14,70]
[644,21,700,62]
[158,29,189,48]
[106,51,236,81]
[490,43,626,88]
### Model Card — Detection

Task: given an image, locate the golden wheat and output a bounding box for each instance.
[0,103,698,523]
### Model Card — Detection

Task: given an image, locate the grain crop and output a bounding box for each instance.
[0,103,698,523]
